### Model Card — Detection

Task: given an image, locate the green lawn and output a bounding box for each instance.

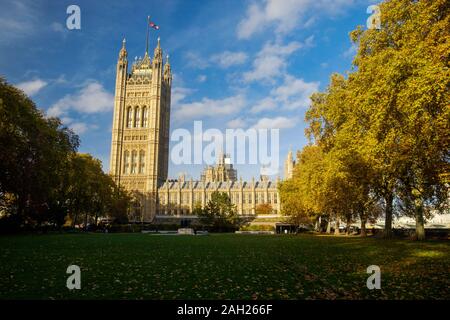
[0,233,449,299]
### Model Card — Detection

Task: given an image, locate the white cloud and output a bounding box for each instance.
[250,97,277,113]
[187,51,249,70]
[243,38,313,83]
[0,1,38,43]
[237,0,354,39]
[59,117,92,135]
[172,87,194,106]
[50,22,69,38]
[51,22,65,33]
[343,43,357,58]
[69,122,89,135]
[252,116,298,129]
[174,95,245,123]
[211,51,248,68]
[251,75,319,113]
[272,75,319,109]
[47,82,114,117]
[16,79,48,96]
[197,75,207,82]
[227,117,248,129]
[185,52,209,69]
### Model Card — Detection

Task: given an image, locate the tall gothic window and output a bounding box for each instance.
[126,107,132,128]
[123,151,130,174]
[139,150,145,174]
[134,107,140,128]
[131,150,137,174]
[142,107,148,127]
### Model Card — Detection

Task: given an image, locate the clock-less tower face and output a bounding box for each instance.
[109,38,172,221]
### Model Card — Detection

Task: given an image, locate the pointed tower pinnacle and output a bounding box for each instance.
[119,38,127,60]
[154,36,162,61]
[164,54,172,83]
[284,147,295,180]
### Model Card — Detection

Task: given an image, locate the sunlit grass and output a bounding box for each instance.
[0,233,448,299]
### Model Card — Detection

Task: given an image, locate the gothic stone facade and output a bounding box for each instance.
[109,37,280,222]
[154,178,280,220]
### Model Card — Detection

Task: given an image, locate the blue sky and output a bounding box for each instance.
[0,0,376,180]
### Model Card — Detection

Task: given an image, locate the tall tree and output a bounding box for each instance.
[0,77,79,227]
[349,0,450,239]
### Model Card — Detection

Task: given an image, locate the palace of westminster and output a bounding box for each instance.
[109,35,295,222]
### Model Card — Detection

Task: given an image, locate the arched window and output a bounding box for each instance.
[142,107,148,127]
[126,107,132,128]
[131,150,137,174]
[123,151,130,174]
[134,107,140,128]
[139,150,145,174]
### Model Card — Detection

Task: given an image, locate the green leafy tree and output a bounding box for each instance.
[198,191,243,231]
[304,0,449,240]
[0,77,79,228]
[348,0,450,239]
[108,185,132,224]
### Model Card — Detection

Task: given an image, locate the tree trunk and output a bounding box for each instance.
[95,214,98,226]
[360,217,367,237]
[318,215,322,232]
[326,219,331,234]
[346,216,351,235]
[383,192,394,238]
[72,212,78,228]
[334,218,340,235]
[414,200,426,241]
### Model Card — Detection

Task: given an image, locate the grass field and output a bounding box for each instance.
[0,233,449,300]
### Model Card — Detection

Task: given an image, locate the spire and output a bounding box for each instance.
[154,36,162,61]
[287,147,293,161]
[284,147,295,180]
[119,38,127,60]
[164,54,172,83]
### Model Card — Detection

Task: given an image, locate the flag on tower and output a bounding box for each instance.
[149,21,160,30]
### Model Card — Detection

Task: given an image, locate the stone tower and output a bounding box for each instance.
[109,36,172,222]
[284,149,295,180]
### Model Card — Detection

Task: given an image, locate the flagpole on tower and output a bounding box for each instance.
[145,15,150,55]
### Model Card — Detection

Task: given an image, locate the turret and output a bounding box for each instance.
[119,38,127,62]
[164,54,172,86]
[153,37,163,64]
[109,38,128,178]
[116,38,128,80]
[284,148,295,180]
